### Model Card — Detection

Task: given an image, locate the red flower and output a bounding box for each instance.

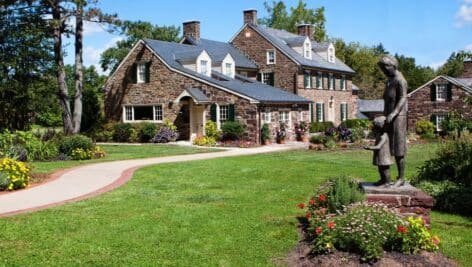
[432,236,440,245]
[309,199,316,206]
[305,212,312,219]
[297,203,305,209]
[315,227,322,234]
[327,221,336,229]
[397,225,408,233]
[318,194,326,201]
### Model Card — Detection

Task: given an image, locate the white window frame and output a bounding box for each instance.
[316,102,324,122]
[261,72,273,85]
[328,47,335,63]
[341,75,346,91]
[436,84,447,101]
[137,63,146,83]
[317,72,323,89]
[304,42,311,59]
[219,105,229,124]
[435,114,445,131]
[266,50,276,64]
[304,72,311,89]
[225,63,233,77]
[122,105,164,123]
[340,102,348,122]
[329,74,334,90]
[200,60,209,76]
[261,109,272,124]
[279,110,290,125]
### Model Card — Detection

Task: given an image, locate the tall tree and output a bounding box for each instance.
[437,51,472,77]
[259,0,327,42]
[100,21,180,72]
[395,54,435,91]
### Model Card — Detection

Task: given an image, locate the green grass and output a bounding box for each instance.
[0,143,470,266]
[30,144,218,174]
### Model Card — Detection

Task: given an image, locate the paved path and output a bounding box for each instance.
[0,143,304,217]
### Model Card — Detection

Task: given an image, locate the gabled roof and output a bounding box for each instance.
[408,75,472,97]
[186,88,211,104]
[174,49,204,63]
[312,42,331,52]
[142,39,311,104]
[183,37,257,69]
[231,24,355,74]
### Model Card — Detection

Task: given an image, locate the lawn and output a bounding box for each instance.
[0,143,470,266]
[30,144,218,174]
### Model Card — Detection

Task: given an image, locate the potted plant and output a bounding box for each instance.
[261,123,271,145]
[295,121,309,142]
[276,122,287,144]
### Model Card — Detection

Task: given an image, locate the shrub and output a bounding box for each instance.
[71,148,93,160]
[315,176,365,213]
[310,121,334,133]
[340,119,371,129]
[441,111,472,138]
[0,158,30,191]
[163,118,177,132]
[138,122,157,143]
[151,127,179,143]
[113,123,133,142]
[415,120,435,137]
[193,136,216,146]
[0,130,59,161]
[58,135,94,156]
[323,137,336,149]
[261,123,270,142]
[309,134,325,144]
[416,180,472,216]
[205,121,220,140]
[221,121,245,141]
[350,127,365,143]
[325,126,352,141]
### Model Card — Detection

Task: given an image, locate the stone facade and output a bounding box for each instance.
[104,42,260,142]
[460,60,472,78]
[407,76,471,131]
[231,24,358,126]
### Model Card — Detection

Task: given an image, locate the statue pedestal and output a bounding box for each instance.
[360,182,434,226]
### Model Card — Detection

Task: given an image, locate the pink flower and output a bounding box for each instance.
[305,212,312,219]
[315,227,322,234]
[297,203,305,209]
[327,221,336,229]
[309,199,316,206]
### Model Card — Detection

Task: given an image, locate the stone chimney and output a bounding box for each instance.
[183,21,200,40]
[297,23,313,37]
[243,9,257,25]
[460,59,472,78]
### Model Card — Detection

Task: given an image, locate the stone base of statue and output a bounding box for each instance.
[360,182,434,227]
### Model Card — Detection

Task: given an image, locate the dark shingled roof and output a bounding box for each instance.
[186,88,211,104]
[408,75,472,96]
[358,99,384,112]
[183,37,257,69]
[246,25,355,74]
[143,39,311,104]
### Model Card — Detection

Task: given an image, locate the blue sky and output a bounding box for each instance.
[67,0,472,73]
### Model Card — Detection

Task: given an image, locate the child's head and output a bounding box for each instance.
[373,116,386,130]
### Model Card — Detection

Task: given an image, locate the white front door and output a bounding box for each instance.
[327,99,335,123]
[189,102,206,141]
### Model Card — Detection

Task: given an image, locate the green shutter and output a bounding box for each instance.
[431,84,436,101]
[322,103,325,122]
[131,63,137,84]
[257,73,262,82]
[304,73,309,88]
[145,62,151,83]
[210,104,217,122]
[228,104,235,121]
[340,104,343,121]
[447,83,452,101]
[345,103,348,120]
[310,103,314,122]
[333,77,336,90]
[430,114,437,125]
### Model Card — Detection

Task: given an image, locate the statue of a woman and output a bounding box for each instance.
[378,55,408,187]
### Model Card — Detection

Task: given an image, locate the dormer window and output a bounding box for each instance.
[221,53,235,78]
[225,63,233,77]
[303,38,312,59]
[267,50,276,64]
[200,60,208,76]
[328,46,335,63]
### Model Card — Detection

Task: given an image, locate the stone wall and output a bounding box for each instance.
[407,77,472,130]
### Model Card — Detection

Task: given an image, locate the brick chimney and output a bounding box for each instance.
[297,23,313,37]
[183,20,200,40]
[243,9,257,25]
[460,59,472,78]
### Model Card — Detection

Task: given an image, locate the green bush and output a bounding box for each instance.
[417,180,472,216]
[113,123,133,142]
[310,121,334,133]
[261,123,270,142]
[323,137,336,149]
[350,127,365,143]
[205,121,220,140]
[221,121,245,141]
[315,175,365,213]
[441,111,472,138]
[35,111,63,127]
[309,134,325,144]
[415,120,435,137]
[58,135,94,156]
[0,130,59,161]
[0,158,30,191]
[340,119,371,129]
[137,122,157,143]
[193,136,216,146]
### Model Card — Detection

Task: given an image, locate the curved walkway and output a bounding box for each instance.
[0,143,304,217]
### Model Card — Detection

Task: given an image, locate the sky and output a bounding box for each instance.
[66,0,472,74]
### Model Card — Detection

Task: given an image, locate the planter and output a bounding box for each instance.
[263,139,271,145]
[277,139,286,144]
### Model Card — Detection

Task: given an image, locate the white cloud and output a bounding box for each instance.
[83,21,107,35]
[83,36,124,74]
[455,0,472,27]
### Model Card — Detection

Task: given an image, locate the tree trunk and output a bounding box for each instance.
[52,0,73,134]
[72,1,84,134]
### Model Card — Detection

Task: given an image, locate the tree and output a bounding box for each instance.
[395,54,435,91]
[438,51,472,77]
[100,21,180,72]
[259,0,327,42]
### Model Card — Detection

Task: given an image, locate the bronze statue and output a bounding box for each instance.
[364,116,393,186]
[377,55,408,187]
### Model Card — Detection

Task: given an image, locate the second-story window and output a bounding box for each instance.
[267,50,276,64]
[341,75,346,90]
[436,84,447,101]
[225,63,233,77]
[329,74,334,90]
[258,72,275,86]
[316,72,323,89]
[304,42,311,58]
[304,72,311,88]
[200,60,208,76]
[137,63,147,83]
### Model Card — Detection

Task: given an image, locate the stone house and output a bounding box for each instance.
[104,24,311,144]
[407,63,472,131]
[230,10,358,126]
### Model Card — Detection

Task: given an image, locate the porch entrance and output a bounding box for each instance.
[174,89,211,141]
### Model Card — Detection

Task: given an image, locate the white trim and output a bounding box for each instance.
[328,73,334,90]
[408,75,472,97]
[136,63,146,83]
[266,49,276,64]
[435,84,447,101]
[435,114,445,131]
[104,40,145,87]
[122,104,164,123]
[340,102,348,122]
[105,40,259,104]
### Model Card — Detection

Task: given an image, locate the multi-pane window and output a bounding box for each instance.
[267,50,276,64]
[316,103,324,122]
[137,63,146,83]
[304,42,311,58]
[279,111,290,124]
[340,103,348,121]
[436,84,447,101]
[329,74,334,90]
[200,60,208,76]
[123,105,163,122]
[219,105,229,123]
[304,72,311,88]
[261,109,272,123]
[328,47,335,63]
[341,75,346,90]
[225,63,233,77]
[316,73,323,89]
[260,72,274,86]
[435,114,446,131]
